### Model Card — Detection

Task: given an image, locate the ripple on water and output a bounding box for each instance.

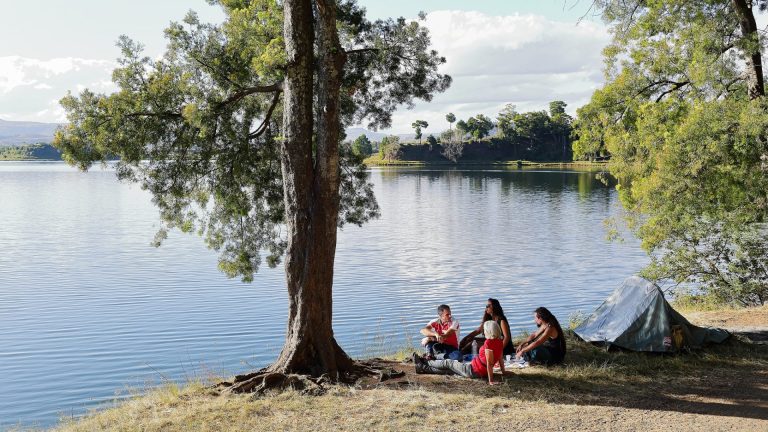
[0,164,647,428]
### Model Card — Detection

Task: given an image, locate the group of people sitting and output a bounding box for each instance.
[412,299,566,385]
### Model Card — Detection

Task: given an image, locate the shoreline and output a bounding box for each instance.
[363,157,608,169]
[50,305,768,432]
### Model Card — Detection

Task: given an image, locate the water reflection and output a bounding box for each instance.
[0,163,646,428]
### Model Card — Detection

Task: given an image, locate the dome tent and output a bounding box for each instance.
[574,276,729,352]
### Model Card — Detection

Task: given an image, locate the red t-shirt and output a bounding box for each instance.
[428,318,460,348]
[471,338,503,377]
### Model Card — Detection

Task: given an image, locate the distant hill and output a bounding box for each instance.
[0,143,62,160]
[345,128,388,142]
[0,119,60,146]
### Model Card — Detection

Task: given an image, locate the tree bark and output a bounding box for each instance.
[269,0,352,378]
[732,0,765,99]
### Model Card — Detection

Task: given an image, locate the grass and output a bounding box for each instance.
[46,323,768,432]
[671,293,738,313]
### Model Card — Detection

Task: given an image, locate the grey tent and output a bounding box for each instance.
[574,276,729,352]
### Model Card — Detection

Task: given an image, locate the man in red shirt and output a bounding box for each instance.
[420,304,460,359]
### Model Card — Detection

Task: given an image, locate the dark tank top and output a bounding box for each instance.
[543,331,565,362]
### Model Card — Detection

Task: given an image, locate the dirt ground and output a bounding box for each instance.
[686,306,768,343]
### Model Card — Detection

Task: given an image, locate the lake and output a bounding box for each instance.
[0,162,647,429]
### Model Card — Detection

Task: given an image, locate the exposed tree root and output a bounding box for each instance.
[355,358,406,382]
[215,359,405,395]
[217,370,326,395]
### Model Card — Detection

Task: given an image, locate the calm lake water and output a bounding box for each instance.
[0,162,647,429]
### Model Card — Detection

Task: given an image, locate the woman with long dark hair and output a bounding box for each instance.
[459,298,514,357]
[515,306,566,365]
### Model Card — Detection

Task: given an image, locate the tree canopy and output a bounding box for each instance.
[445,112,455,129]
[350,133,372,156]
[54,0,449,282]
[574,0,768,304]
[411,119,428,143]
[456,114,493,140]
[53,0,450,379]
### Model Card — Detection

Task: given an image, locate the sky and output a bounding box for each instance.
[0,0,609,134]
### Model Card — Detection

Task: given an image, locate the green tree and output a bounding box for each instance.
[411,119,428,143]
[54,0,450,381]
[426,134,437,148]
[379,135,402,160]
[496,103,519,158]
[513,110,550,156]
[351,134,372,156]
[496,104,517,139]
[575,0,768,305]
[464,114,493,139]
[548,100,572,160]
[445,112,455,130]
[455,119,468,136]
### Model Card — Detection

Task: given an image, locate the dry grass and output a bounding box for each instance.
[681,304,768,330]
[47,332,768,432]
[43,307,768,431]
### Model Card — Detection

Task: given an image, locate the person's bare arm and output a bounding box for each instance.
[516,326,546,357]
[485,349,496,385]
[442,327,457,337]
[420,325,441,341]
[459,330,478,350]
[501,320,511,349]
[420,325,435,337]
[518,325,556,356]
[498,348,507,375]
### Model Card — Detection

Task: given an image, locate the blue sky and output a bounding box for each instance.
[0,1,607,133]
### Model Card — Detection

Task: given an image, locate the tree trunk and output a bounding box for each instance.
[269,0,346,378]
[732,0,765,99]
[268,0,353,378]
[310,0,353,372]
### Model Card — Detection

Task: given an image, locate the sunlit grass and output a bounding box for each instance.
[46,306,768,432]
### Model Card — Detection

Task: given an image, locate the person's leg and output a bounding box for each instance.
[445,346,462,361]
[425,359,475,378]
[524,346,553,365]
[432,343,454,359]
[424,341,437,358]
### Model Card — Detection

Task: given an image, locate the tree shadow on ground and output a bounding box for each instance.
[734,329,768,344]
[363,336,768,421]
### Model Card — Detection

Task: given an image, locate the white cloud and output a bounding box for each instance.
[0,56,116,122]
[374,10,611,133]
[1,10,611,130]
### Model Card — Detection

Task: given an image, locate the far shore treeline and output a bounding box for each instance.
[1,100,585,163]
[351,101,580,163]
[0,143,62,161]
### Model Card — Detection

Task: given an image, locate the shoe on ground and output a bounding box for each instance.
[412,353,427,374]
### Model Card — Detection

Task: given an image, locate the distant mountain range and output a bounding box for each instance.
[0,118,415,147]
[0,119,61,146]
